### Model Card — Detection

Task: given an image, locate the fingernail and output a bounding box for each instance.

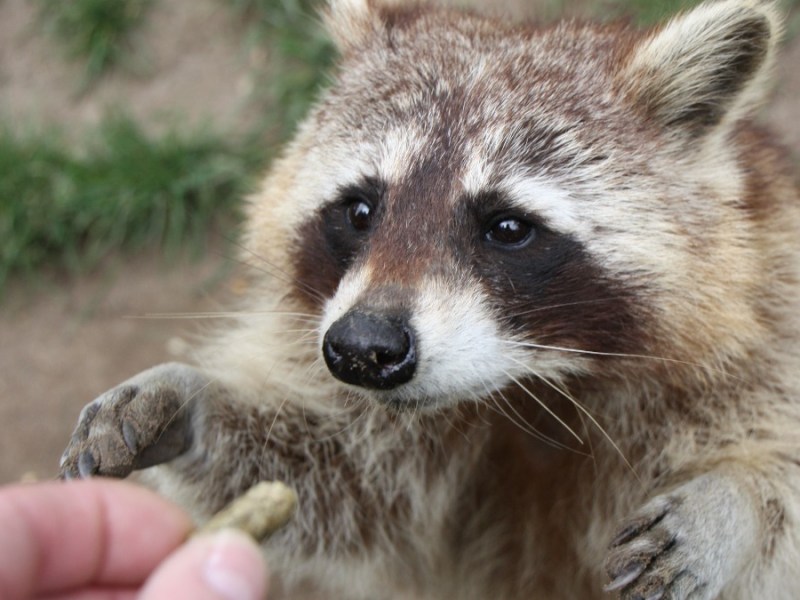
[202,530,268,600]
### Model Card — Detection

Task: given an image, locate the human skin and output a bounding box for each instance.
[0,479,268,600]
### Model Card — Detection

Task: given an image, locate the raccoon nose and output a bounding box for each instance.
[322,311,416,390]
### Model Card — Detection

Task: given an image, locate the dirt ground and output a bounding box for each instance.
[0,252,235,483]
[0,0,262,135]
[0,0,254,483]
[1,1,799,484]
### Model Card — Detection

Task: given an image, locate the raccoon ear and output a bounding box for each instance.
[324,0,413,53]
[323,0,427,54]
[324,0,378,51]
[622,0,782,137]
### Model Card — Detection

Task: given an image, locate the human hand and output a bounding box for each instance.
[0,479,269,599]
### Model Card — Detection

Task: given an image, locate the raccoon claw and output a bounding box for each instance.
[122,418,139,453]
[605,498,704,599]
[604,474,752,600]
[59,366,198,479]
[604,560,647,592]
[610,495,673,549]
[77,449,99,477]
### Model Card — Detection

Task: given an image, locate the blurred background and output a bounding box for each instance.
[1,0,798,484]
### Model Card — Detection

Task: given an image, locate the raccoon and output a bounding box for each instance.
[60,0,800,598]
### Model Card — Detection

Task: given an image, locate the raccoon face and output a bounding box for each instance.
[298,172,639,409]
[270,0,778,409]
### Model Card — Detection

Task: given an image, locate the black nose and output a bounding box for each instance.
[322,311,416,390]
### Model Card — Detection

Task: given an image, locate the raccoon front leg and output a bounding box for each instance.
[61,362,422,541]
[59,362,209,479]
[604,471,761,600]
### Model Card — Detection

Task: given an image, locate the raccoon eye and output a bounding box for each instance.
[346,199,374,232]
[485,216,534,248]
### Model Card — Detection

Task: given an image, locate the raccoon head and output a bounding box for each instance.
[248,0,782,409]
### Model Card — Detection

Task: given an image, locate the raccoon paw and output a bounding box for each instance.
[604,473,757,600]
[59,363,203,479]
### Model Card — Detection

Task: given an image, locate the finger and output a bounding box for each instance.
[0,480,192,597]
[139,530,269,600]
[44,590,138,600]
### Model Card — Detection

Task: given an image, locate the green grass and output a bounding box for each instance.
[3,0,795,293]
[35,0,152,83]
[787,0,800,37]
[596,0,701,23]
[229,0,333,140]
[1,0,329,292]
[0,115,266,287]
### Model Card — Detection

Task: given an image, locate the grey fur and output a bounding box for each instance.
[59,1,800,598]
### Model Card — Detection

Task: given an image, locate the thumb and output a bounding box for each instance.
[139,530,269,600]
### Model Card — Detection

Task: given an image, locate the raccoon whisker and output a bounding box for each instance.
[404,397,423,432]
[438,404,473,455]
[302,353,323,372]
[504,340,741,380]
[295,340,321,354]
[510,297,633,317]
[262,393,292,462]
[312,398,370,443]
[574,402,599,476]
[501,370,584,445]
[481,380,577,452]
[491,393,583,454]
[220,251,324,303]
[224,238,327,304]
[282,328,320,336]
[333,389,370,421]
[424,414,447,457]
[505,339,680,363]
[454,390,492,426]
[341,388,358,410]
[129,311,320,321]
[460,396,493,430]
[345,403,377,443]
[472,401,494,429]
[301,399,312,438]
[261,357,326,449]
[478,394,525,439]
[524,368,640,483]
[438,404,475,445]
[411,404,421,431]
[295,328,322,342]
[158,377,219,445]
[246,336,317,350]
[218,237,296,280]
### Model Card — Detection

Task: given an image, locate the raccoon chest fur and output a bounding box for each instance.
[60,0,800,598]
